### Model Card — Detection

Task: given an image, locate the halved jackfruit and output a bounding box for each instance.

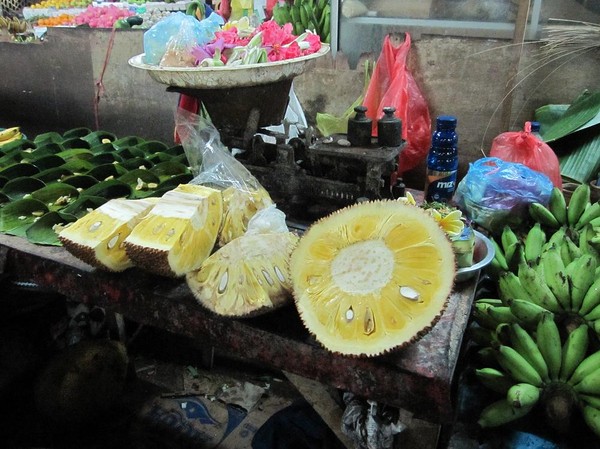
[58,198,157,272]
[187,232,299,317]
[218,186,273,247]
[290,200,456,357]
[124,184,223,277]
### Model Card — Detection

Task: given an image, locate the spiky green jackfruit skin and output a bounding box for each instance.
[58,198,158,272]
[187,232,299,317]
[124,184,223,277]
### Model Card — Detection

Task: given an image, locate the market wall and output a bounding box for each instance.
[1,27,599,190]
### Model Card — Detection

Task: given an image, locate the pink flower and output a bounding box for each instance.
[301,32,322,55]
[268,41,301,61]
[215,27,250,46]
[256,20,295,47]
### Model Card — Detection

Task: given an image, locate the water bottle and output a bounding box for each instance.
[424,115,458,203]
[530,121,543,140]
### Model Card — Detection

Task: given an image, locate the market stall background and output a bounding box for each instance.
[2,0,600,448]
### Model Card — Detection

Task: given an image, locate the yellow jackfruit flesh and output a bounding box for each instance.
[58,198,157,272]
[290,200,456,357]
[124,184,223,277]
[218,186,273,247]
[187,232,299,317]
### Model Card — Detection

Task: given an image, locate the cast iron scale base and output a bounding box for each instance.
[169,83,402,223]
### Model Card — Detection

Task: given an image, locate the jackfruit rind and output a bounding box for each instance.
[58,198,157,272]
[187,232,299,317]
[218,186,273,247]
[124,184,223,277]
[290,200,456,357]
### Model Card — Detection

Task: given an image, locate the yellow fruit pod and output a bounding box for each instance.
[290,200,456,357]
[187,232,299,317]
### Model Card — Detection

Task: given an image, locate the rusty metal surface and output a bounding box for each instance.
[0,233,477,424]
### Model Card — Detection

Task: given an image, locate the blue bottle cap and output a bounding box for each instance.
[530,121,541,132]
[436,115,457,130]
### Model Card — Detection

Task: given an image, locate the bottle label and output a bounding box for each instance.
[425,170,457,202]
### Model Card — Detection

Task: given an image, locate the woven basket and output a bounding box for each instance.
[1,0,25,16]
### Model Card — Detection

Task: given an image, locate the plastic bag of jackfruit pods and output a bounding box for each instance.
[175,108,274,247]
[186,204,299,317]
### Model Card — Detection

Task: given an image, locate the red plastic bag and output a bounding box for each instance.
[490,122,562,189]
[363,33,431,174]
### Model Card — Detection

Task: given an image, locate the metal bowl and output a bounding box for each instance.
[128,44,330,89]
[455,230,495,283]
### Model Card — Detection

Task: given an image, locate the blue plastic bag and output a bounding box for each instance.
[143,12,224,66]
[454,157,553,233]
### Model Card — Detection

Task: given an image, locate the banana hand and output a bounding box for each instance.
[0,126,20,141]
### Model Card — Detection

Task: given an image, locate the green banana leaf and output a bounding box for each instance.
[63,127,92,139]
[33,167,74,183]
[0,163,40,180]
[82,179,132,200]
[2,177,46,201]
[61,174,99,190]
[535,90,600,184]
[33,131,63,146]
[26,211,77,246]
[541,91,600,143]
[0,198,49,234]
[61,137,91,150]
[30,183,80,211]
[82,130,117,147]
[31,155,66,171]
[61,195,107,218]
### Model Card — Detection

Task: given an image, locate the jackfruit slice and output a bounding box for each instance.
[218,186,273,247]
[187,232,299,317]
[124,184,223,277]
[58,198,157,272]
[290,200,456,357]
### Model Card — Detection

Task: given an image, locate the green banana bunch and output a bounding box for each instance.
[530,184,600,233]
[272,0,331,41]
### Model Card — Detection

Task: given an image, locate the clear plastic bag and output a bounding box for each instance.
[454,157,553,233]
[175,107,262,192]
[174,108,275,245]
[143,12,224,66]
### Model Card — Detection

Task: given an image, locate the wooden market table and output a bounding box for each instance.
[0,232,478,426]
